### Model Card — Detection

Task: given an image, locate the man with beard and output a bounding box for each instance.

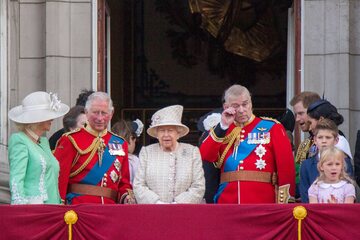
[290,91,320,199]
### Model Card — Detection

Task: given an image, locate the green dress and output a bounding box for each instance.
[8,132,61,204]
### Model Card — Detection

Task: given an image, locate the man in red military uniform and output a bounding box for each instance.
[200,84,295,204]
[54,92,134,204]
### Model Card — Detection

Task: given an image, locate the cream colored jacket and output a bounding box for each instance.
[133,143,205,204]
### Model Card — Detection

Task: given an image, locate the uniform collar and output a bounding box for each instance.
[234,114,255,128]
[85,124,107,137]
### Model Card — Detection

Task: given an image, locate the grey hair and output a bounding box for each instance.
[223,84,251,103]
[85,92,114,112]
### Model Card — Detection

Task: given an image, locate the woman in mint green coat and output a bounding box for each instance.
[8,91,69,204]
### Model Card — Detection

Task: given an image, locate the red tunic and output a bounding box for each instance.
[200,116,295,204]
[53,126,132,204]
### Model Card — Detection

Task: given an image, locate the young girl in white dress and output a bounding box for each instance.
[308,146,356,203]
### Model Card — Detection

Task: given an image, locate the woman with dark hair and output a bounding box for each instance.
[307,99,352,159]
[63,105,86,132]
[112,119,143,184]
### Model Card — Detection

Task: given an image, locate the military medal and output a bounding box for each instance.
[110,170,119,183]
[254,144,267,170]
[255,159,267,170]
[247,130,271,145]
[255,144,266,158]
[114,159,121,171]
[109,143,125,156]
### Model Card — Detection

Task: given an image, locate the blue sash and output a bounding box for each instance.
[214,119,275,203]
[81,135,124,185]
[66,135,124,203]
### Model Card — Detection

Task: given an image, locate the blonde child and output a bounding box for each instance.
[308,146,355,203]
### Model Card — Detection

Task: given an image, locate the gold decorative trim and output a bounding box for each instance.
[260,116,280,124]
[209,127,225,143]
[295,138,312,164]
[214,126,242,168]
[68,135,103,178]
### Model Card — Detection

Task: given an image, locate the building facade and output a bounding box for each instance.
[0,0,359,203]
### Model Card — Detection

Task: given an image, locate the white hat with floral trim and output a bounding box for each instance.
[147,105,189,138]
[8,91,70,124]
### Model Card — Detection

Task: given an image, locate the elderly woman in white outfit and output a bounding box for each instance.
[133,105,205,204]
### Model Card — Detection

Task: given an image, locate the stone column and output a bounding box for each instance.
[303,0,356,149]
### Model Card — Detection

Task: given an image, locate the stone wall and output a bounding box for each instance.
[304,0,360,153]
[0,0,94,203]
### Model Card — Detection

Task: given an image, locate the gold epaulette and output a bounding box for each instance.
[108,130,126,141]
[260,116,280,124]
[209,127,225,142]
[64,128,81,136]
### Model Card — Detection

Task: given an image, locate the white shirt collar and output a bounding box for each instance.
[318,180,347,189]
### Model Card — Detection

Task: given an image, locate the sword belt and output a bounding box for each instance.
[68,183,118,201]
[220,170,277,185]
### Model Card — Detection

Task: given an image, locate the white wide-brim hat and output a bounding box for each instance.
[147,105,189,138]
[8,91,70,124]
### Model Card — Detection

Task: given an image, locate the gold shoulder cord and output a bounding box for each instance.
[295,138,312,164]
[68,135,102,178]
[214,127,242,168]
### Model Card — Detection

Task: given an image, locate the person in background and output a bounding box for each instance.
[197,109,222,203]
[276,108,296,151]
[200,84,295,204]
[112,119,144,184]
[75,89,95,107]
[300,118,353,203]
[307,99,353,160]
[133,105,205,204]
[62,105,86,132]
[354,130,360,187]
[8,91,69,204]
[49,89,94,150]
[53,92,134,204]
[290,91,320,199]
[309,146,355,203]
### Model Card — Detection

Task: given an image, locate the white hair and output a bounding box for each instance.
[85,92,114,112]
